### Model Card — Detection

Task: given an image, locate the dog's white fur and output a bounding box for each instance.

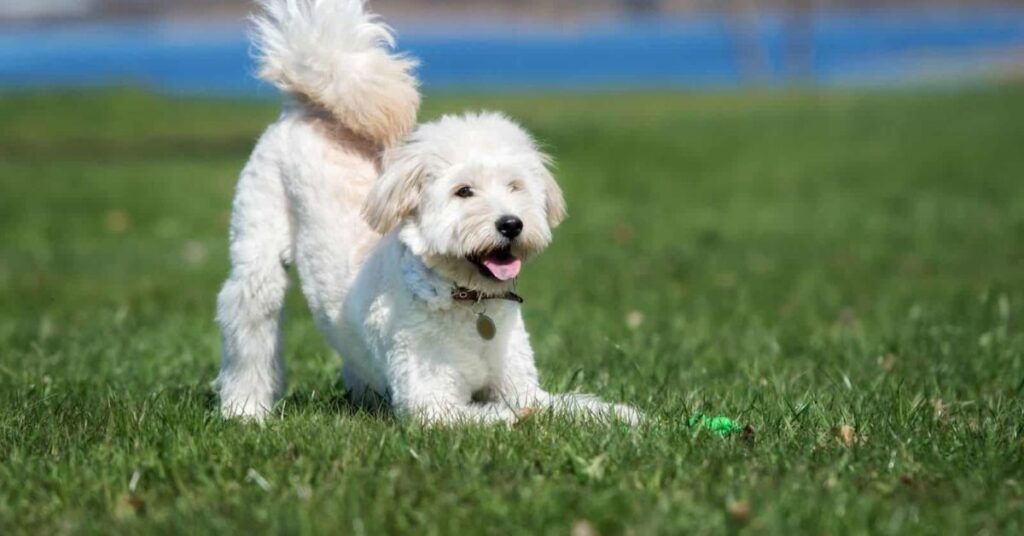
[216,0,639,425]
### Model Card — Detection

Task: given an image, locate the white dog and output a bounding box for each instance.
[216,0,639,425]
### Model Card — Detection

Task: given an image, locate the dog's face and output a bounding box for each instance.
[364,112,566,293]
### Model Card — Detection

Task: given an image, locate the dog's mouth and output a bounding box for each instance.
[470,248,522,282]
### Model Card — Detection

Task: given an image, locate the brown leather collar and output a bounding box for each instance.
[451,287,524,304]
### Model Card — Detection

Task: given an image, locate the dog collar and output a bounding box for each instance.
[450,286,522,340]
[451,287,524,304]
[400,241,523,309]
[450,286,523,341]
[399,240,524,334]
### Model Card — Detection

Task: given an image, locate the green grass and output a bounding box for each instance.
[2,86,1024,535]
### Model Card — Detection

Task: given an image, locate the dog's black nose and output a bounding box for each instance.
[496,215,523,239]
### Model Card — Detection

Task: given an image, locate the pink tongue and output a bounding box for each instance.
[482,256,522,281]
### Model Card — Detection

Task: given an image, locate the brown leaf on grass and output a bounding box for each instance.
[839,424,855,445]
[571,519,598,536]
[932,399,948,420]
[104,209,130,233]
[182,240,208,265]
[727,499,751,525]
[113,494,146,519]
[625,310,644,329]
[742,424,757,445]
[838,307,857,326]
[613,224,634,244]
[516,406,536,423]
[877,353,897,372]
[837,424,867,446]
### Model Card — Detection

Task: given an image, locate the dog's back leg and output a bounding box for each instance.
[216,146,293,420]
[284,122,380,351]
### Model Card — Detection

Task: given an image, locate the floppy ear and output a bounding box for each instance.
[539,166,567,228]
[363,148,424,234]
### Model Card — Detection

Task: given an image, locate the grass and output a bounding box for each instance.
[1,86,1024,535]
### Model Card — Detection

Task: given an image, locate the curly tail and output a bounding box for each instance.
[251,0,420,146]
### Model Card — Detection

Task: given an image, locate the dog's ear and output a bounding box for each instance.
[363,147,424,234]
[539,166,567,228]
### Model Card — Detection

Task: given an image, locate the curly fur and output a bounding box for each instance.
[251,0,419,146]
[216,0,639,426]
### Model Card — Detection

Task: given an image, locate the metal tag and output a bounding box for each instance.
[476,313,496,340]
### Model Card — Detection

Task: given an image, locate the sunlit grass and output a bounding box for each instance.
[1,87,1023,534]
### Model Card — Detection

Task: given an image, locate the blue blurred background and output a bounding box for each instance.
[2,0,1023,95]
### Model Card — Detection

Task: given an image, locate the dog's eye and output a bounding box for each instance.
[454,186,474,198]
[508,181,522,193]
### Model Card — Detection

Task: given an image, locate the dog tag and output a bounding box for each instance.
[476,313,496,340]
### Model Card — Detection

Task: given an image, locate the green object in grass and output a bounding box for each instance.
[688,413,742,437]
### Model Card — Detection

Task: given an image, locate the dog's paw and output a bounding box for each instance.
[608,403,644,426]
[220,397,273,422]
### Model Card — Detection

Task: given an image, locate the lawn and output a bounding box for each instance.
[1,86,1023,534]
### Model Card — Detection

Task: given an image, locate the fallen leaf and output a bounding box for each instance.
[877,353,897,372]
[837,424,867,446]
[182,240,208,265]
[613,224,634,244]
[742,424,757,445]
[625,310,644,329]
[727,499,751,525]
[571,519,597,536]
[838,307,857,325]
[932,399,948,420]
[104,210,130,233]
[113,494,145,519]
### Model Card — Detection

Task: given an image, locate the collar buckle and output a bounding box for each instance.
[451,287,524,304]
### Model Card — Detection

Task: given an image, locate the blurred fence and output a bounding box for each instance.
[4,1,1024,21]
[1,1,1023,92]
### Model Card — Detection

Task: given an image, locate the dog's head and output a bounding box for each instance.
[364,112,566,293]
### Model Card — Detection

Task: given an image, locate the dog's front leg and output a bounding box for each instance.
[400,400,522,427]
[496,318,643,425]
[393,393,521,427]
[541,393,643,425]
[490,319,548,409]
[388,354,520,427]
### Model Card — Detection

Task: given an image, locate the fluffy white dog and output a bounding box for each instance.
[216,0,639,425]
